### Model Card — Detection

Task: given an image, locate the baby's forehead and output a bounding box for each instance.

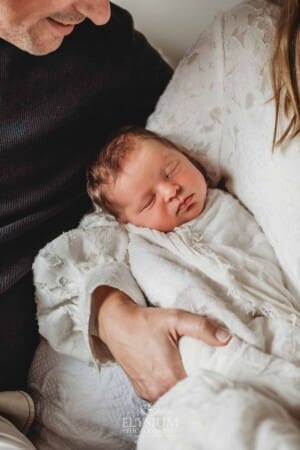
[108,137,181,182]
[130,138,180,159]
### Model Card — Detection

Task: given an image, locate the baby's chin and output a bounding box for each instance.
[124,220,177,233]
[122,204,204,232]
[148,214,198,232]
[141,216,200,233]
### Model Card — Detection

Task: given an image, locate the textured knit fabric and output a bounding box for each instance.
[29,339,148,450]
[0,3,172,295]
[0,273,38,390]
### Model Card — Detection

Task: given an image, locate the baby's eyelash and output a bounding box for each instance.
[166,162,179,178]
[143,195,155,210]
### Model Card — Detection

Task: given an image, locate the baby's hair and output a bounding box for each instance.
[87,126,208,216]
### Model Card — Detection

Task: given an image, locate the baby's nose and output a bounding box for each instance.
[160,181,180,201]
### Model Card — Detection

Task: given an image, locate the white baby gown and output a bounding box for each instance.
[125,189,300,448]
[30,189,300,450]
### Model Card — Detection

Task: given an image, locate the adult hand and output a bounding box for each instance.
[93,286,231,403]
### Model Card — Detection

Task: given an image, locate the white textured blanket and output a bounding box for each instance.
[126,189,300,449]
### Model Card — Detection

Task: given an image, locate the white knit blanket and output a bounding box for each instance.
[125,189,300,449]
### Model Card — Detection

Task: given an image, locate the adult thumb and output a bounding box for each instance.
[174,310,231,346]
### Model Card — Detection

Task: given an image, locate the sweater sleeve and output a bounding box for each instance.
[104,4,173,130]
[33,211,146,366]
[126,29,173,127]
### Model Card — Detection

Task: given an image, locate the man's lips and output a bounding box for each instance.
[48,17,86,26]
[47,18,75,36]
[176,194,194,214]
[47,17,85,36]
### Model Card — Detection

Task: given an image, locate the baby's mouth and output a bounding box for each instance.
[176,194,194,214]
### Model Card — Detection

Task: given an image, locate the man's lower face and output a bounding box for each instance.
[2,18,75,55]
[0,1,111,55]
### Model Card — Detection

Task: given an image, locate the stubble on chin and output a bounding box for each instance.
[2,20,63,55]
[31,31,63,55]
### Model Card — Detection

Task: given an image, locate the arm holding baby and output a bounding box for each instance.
[34,196,227,402]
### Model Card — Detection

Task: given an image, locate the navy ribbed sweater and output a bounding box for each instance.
[0,4,172,294]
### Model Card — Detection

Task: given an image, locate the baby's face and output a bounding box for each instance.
[108,139,207,232]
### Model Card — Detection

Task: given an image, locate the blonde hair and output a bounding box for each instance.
[268,0,300,147]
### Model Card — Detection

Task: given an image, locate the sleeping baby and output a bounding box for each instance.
[87,126,300,425]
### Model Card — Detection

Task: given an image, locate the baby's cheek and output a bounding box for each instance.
[153,213,176,232]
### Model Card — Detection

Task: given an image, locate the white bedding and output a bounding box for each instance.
[29,339,148,450]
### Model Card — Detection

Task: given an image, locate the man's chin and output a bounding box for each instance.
[24,39,63,56]
[10,34,64,56]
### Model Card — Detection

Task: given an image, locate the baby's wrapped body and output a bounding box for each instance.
[33,188,300,449]
[127,189,300,428]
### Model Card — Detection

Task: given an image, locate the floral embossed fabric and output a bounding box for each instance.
[33,213,146,365]
[147,0,300,297]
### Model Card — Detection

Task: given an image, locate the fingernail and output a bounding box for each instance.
[215,327,231,343]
